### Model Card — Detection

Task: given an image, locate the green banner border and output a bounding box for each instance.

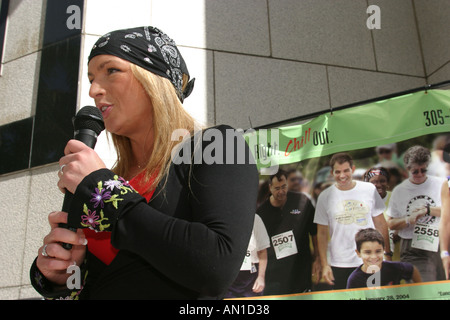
[232,280,450,300]
[246,89,450,169]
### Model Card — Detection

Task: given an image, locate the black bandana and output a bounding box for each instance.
[88,26,195,103]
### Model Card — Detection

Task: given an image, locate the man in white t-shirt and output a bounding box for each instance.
[314,152,391,289]
[387,145,448,282]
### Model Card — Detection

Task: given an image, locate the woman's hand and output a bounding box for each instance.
[36,211,87,286]
[58,140,106,194]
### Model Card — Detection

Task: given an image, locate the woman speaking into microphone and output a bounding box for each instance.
[30,26,258,300]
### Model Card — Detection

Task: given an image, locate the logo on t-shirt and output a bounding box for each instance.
[335,200,369,226]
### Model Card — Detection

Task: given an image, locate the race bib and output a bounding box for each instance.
[412,222,439,252]
[271,230,298,260]
[241,250,252,271]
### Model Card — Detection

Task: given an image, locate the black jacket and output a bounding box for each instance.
[30,125,259,299]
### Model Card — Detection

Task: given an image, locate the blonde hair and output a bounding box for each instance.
[110,64,198,193]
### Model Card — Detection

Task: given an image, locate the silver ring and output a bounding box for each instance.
[59,164,66,175]
[42,244,49,257]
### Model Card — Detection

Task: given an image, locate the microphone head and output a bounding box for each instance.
[73,106,105,135]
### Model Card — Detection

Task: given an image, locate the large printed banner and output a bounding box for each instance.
[242,89,450,300]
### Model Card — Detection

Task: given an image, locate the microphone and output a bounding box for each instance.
[60,106,105,249]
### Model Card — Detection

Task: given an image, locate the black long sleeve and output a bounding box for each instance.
[66,125,259,299]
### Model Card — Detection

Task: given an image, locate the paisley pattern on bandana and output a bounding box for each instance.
[89,26,195,102]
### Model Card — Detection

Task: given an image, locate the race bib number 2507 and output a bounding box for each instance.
[271,230,298,260]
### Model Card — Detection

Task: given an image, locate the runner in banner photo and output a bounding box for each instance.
[346,228,421,289]
[256,169,320,295]
[440,139,450,279]
[29,26,258,300]
[387,145,448,282]
[314,152,391,290]
[363,167,400,261]
[224,214,270,298]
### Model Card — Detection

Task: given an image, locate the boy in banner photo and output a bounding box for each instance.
[347,228,421,289]
[256,170,319,295]
[314,153,391,290]
[386,145,449,282]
